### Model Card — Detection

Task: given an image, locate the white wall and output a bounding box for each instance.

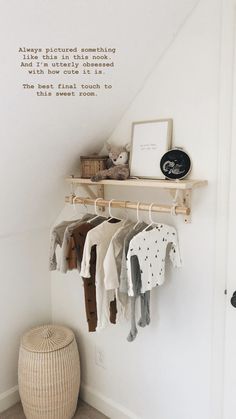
[0,0,201,413]
[0,0,198,237]
[0,0,203,410]
[0,230,51,412]
[52,1,223,418]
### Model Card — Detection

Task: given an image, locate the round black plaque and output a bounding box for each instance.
[160,148,191,180]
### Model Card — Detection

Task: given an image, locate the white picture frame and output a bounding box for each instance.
[130,119,173,179]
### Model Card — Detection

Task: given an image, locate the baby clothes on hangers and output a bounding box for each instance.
[49,219,81,271]
[127,223,182,296]
[119,222,151,342]
[72,217,107,266]
[68,216,106,272]
[81,218,127,332]
[59,213,93,273]
[119,222,147,293]
[103,221,134,290]
[71,216,107,332]
[103,221,134,320]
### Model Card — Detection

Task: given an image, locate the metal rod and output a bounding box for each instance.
[65,195,190,216]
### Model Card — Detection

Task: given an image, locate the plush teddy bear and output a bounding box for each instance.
[91,142,130,181]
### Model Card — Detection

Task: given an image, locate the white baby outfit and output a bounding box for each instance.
[127,223,182,296]
[81,219,127,331]
[103,221,134,291]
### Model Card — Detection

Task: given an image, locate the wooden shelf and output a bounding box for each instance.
[66,176,208,190]
[66,176,208,223]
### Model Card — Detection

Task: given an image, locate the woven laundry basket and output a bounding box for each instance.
[18,324,80,419]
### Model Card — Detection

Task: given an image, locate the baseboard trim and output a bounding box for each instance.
[0,382,139,418]
[80,383,140,419]
[0,385,20,413]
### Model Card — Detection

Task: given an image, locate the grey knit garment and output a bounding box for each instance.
[119,222,151,342]
[104,221,134,312]
[49,214,93,271]
[120,222,147,293]
[126,255,150,342]
[49,220,78,271]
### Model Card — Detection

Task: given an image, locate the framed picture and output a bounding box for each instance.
[130,119,173,179]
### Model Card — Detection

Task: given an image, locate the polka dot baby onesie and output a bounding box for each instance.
[126,223,182,296]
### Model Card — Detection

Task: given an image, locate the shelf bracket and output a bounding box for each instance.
[167,188,192,223]
[183,189,192,223]
[71,181,105,212]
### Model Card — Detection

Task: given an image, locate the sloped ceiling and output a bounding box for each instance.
[0,0,198,236]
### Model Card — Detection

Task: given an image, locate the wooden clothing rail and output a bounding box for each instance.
[65,195,191,216]
[65,177,208,222]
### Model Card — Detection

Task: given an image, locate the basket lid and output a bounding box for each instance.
[80,155,108,160]
[21,324,75,353]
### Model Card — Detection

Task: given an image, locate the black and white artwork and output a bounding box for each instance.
[160,148,191,180]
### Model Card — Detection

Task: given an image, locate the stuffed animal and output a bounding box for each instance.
[91,142,130,181]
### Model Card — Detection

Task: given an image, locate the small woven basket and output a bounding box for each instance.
[80,155,108,178]
[18,325,80,419]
